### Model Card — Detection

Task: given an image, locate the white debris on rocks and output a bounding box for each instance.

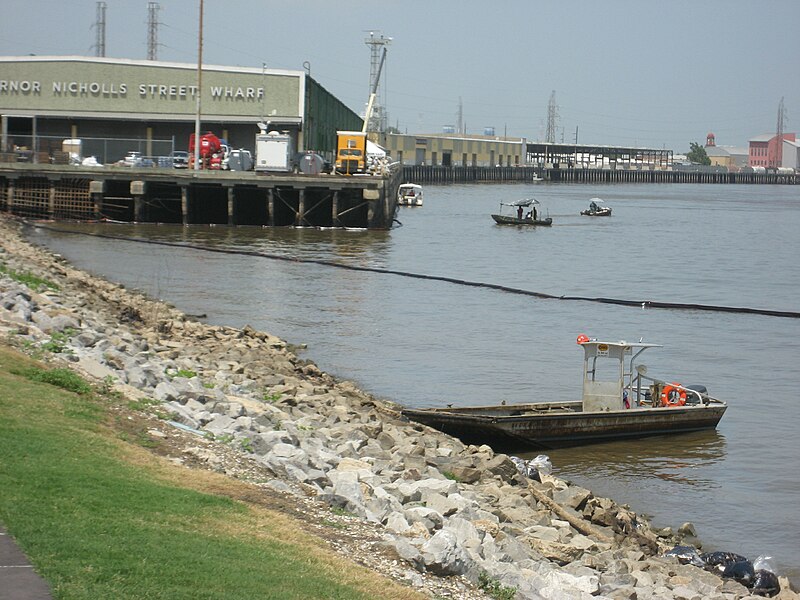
[1,216,797,600]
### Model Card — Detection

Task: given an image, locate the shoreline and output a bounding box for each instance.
[0,213,795,600]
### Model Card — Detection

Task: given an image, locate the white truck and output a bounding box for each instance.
[255,131,298,173]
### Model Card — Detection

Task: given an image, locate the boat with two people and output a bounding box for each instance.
[402,335,727,450]
[581,198,612,216]
[397,183,424,206]
[491,198,552,226]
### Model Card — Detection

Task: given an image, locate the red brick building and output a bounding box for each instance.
[749,133,796,168]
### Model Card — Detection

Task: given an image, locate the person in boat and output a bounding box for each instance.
[517,205,524,219]
[589,200,599,213]
[532,206,537,220]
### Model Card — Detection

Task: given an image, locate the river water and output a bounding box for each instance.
[28,182,800,584]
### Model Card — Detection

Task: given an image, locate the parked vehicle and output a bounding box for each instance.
[170,151,189,169]
[255,131,298,173]
[116,151,153,167]
[224,149,253,171]
[189,131,228,170]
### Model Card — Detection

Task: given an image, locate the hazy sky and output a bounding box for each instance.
[2,0,798,151]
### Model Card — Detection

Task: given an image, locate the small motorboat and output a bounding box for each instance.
[402,335,727,450]
[581,198,612,216]
[491,198,552,226]
[397,183,423,206]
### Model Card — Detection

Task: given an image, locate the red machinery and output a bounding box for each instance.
[189,131,224,169]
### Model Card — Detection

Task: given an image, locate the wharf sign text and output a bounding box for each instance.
[0,79,265,102]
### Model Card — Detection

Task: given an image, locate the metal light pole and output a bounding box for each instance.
[193,0,204,170]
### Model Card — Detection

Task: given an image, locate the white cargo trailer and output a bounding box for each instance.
[255,131,297,172]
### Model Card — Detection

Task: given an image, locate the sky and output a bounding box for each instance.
[1,0,798,152]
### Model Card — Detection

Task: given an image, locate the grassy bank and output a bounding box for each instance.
[0,345,423,600]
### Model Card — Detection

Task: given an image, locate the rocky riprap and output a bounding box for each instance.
[1,216,796,600]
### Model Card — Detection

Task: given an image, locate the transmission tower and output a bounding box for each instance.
[545,91,559,143]
[775,96,786,168]
[92,1,106,57]
[147,2,161,61]
[364,31,391,132]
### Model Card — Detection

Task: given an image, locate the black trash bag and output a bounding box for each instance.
[722,560,755,586]
[700,551,750,573]
[664,545,704,567]
[751,569,780,597]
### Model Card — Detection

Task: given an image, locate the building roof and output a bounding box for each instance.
[704,146,730,157]
[0,54,303,78]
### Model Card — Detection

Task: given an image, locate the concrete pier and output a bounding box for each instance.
[0,164,402,229]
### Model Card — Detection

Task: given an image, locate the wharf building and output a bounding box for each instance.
[0,55,403,229]
[0,55,362,163]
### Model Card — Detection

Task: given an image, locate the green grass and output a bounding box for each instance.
[478,572,517,600]
[0,262,59,291]
[442,471,461,482]
[0,347,419,600]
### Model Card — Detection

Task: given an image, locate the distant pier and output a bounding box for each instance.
[0,164,402,229]
[401,165,799,185]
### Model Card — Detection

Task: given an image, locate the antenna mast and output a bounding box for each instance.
[147,2,160,61]
[92,1,106,57]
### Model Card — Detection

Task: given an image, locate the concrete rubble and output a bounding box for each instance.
[1,216,797,600]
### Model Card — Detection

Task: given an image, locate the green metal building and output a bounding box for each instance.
[0,55,362,163]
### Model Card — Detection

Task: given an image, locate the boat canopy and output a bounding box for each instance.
[501,197,540,207]
[577,337,663,411]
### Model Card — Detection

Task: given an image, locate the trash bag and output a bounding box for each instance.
[753,555,775,573]
[700,551,750,573]
[510,455,552,481]
[664,545,704,567]
[752,569,780,597]
[751,556,780,597]
[530,454,552,475]
[722,560,755,586]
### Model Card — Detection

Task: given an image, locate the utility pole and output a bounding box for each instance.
[147,2,161,61]
[193,0,204,170]
[92,2,106,57]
